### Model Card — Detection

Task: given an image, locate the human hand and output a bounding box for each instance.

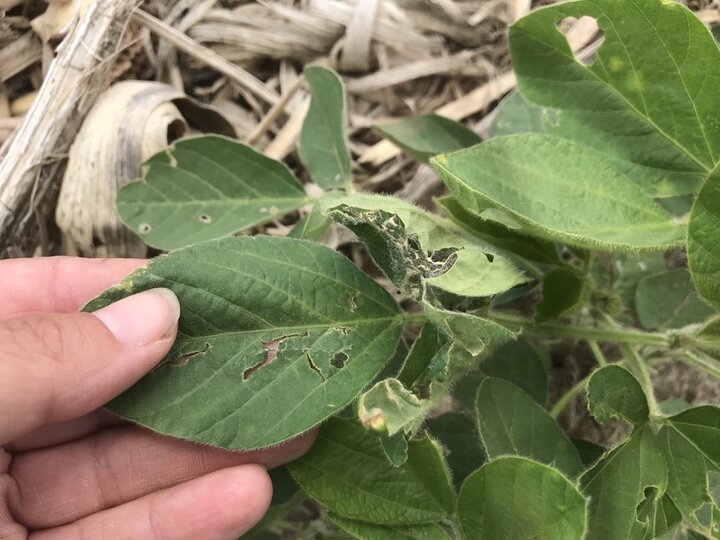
[0,257,315,540]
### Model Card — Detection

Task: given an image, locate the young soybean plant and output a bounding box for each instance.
[86,0,720,538]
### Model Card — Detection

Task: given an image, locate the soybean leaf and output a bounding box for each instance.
[425,305,517,381]
[480,339,547,406]
[636,491,682,540]
[375,114,481,163]
[571,438,605,467]
[288,418,454,525]
[432,134,686,251]
[300,66,352,189]
[510,0,720,198]
[380,431,409,467]
[587,365,649,425]
[288,205,331,241]
[475,377,583,478]
[399,324,445,389]
[689,167,720,310]
[457,457,587,540]
[358,378,431,437]
[580,426,668,540]
[117,136,308,250]
[85,237,402,450]
[435,195,558,266]
[428,413,485,489]
[328,514,450,540]
[635,269,715,330]
[320,194,528,298]
[535,267,585,323]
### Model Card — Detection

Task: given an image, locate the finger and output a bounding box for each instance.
[30,465,272,540]
[10,425,315,529]
[0,257,144,318]
[0,289,179,443]
[6,410,122,453]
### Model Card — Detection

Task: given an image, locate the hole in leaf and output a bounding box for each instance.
[485,253,495,263]
[199,214,212,224]
[243,334,305,380]
[306,353,327,381]
[138,223,152,234]
[556,16,603,66]
[331,351,348,369]
[169,343,210,368]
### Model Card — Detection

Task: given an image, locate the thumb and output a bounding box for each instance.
[0,288,179,444]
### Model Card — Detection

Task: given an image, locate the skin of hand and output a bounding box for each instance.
[0,257,316,540]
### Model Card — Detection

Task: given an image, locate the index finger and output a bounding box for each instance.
[0,256,145,318]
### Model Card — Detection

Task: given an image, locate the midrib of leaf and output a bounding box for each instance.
[517,3,715,173]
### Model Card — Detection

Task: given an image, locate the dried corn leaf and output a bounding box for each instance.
[56,80,234,257]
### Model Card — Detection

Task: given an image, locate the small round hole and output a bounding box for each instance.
[138,223,152,234]
[199,214,212,224]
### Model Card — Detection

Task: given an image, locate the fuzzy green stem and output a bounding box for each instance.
[619,342,661,417]
[549,374,591,419]
[588,340,608,367]
[488,312,672,348]
[682,350,720,379]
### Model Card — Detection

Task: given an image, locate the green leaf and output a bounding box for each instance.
[435,195,559,266]
[321,194,528,298]
[689,167,720,310]
[535,267,585,323]
[475,377,583,478]
[636,269,715,330]
[300,66,352,189]
[380,431,409,467]
[328,514,450,540]
[358,378,430,436]
[327,204,458,299]
[425,305,517,381]
[510,0,720,198]
[432,134,686,251]
[85,236,402,450]
[399,324,444,389]
[572,438,605,467]
[480,339,547,406]
[580,426,667,540]
[587,365,650,425]
[428,413,485,489]
[288,205,331,241]
[489,91,546,138]
[288,418,455,525]
[375,114,481,163]
[457,456,587,540]
[117,136,308,250]
[636,491,682,540]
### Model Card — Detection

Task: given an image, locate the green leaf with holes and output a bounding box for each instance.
[587,365,649,425]
[320,193,528,298]
[457,457,587,540]
[475,377,583,479]
[375,114,481,163]
[300,66,352,189]
[85,236,402,450]
[116,136,308,250]
[433,0,720,251]
[510,0,720,198]
[288,418,455,526]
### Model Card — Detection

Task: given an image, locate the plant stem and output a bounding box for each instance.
[488,312,672,348]
[549,374,591,419]
[588,340,608,367]
[619,342,661,417]
[682,350,720,379]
